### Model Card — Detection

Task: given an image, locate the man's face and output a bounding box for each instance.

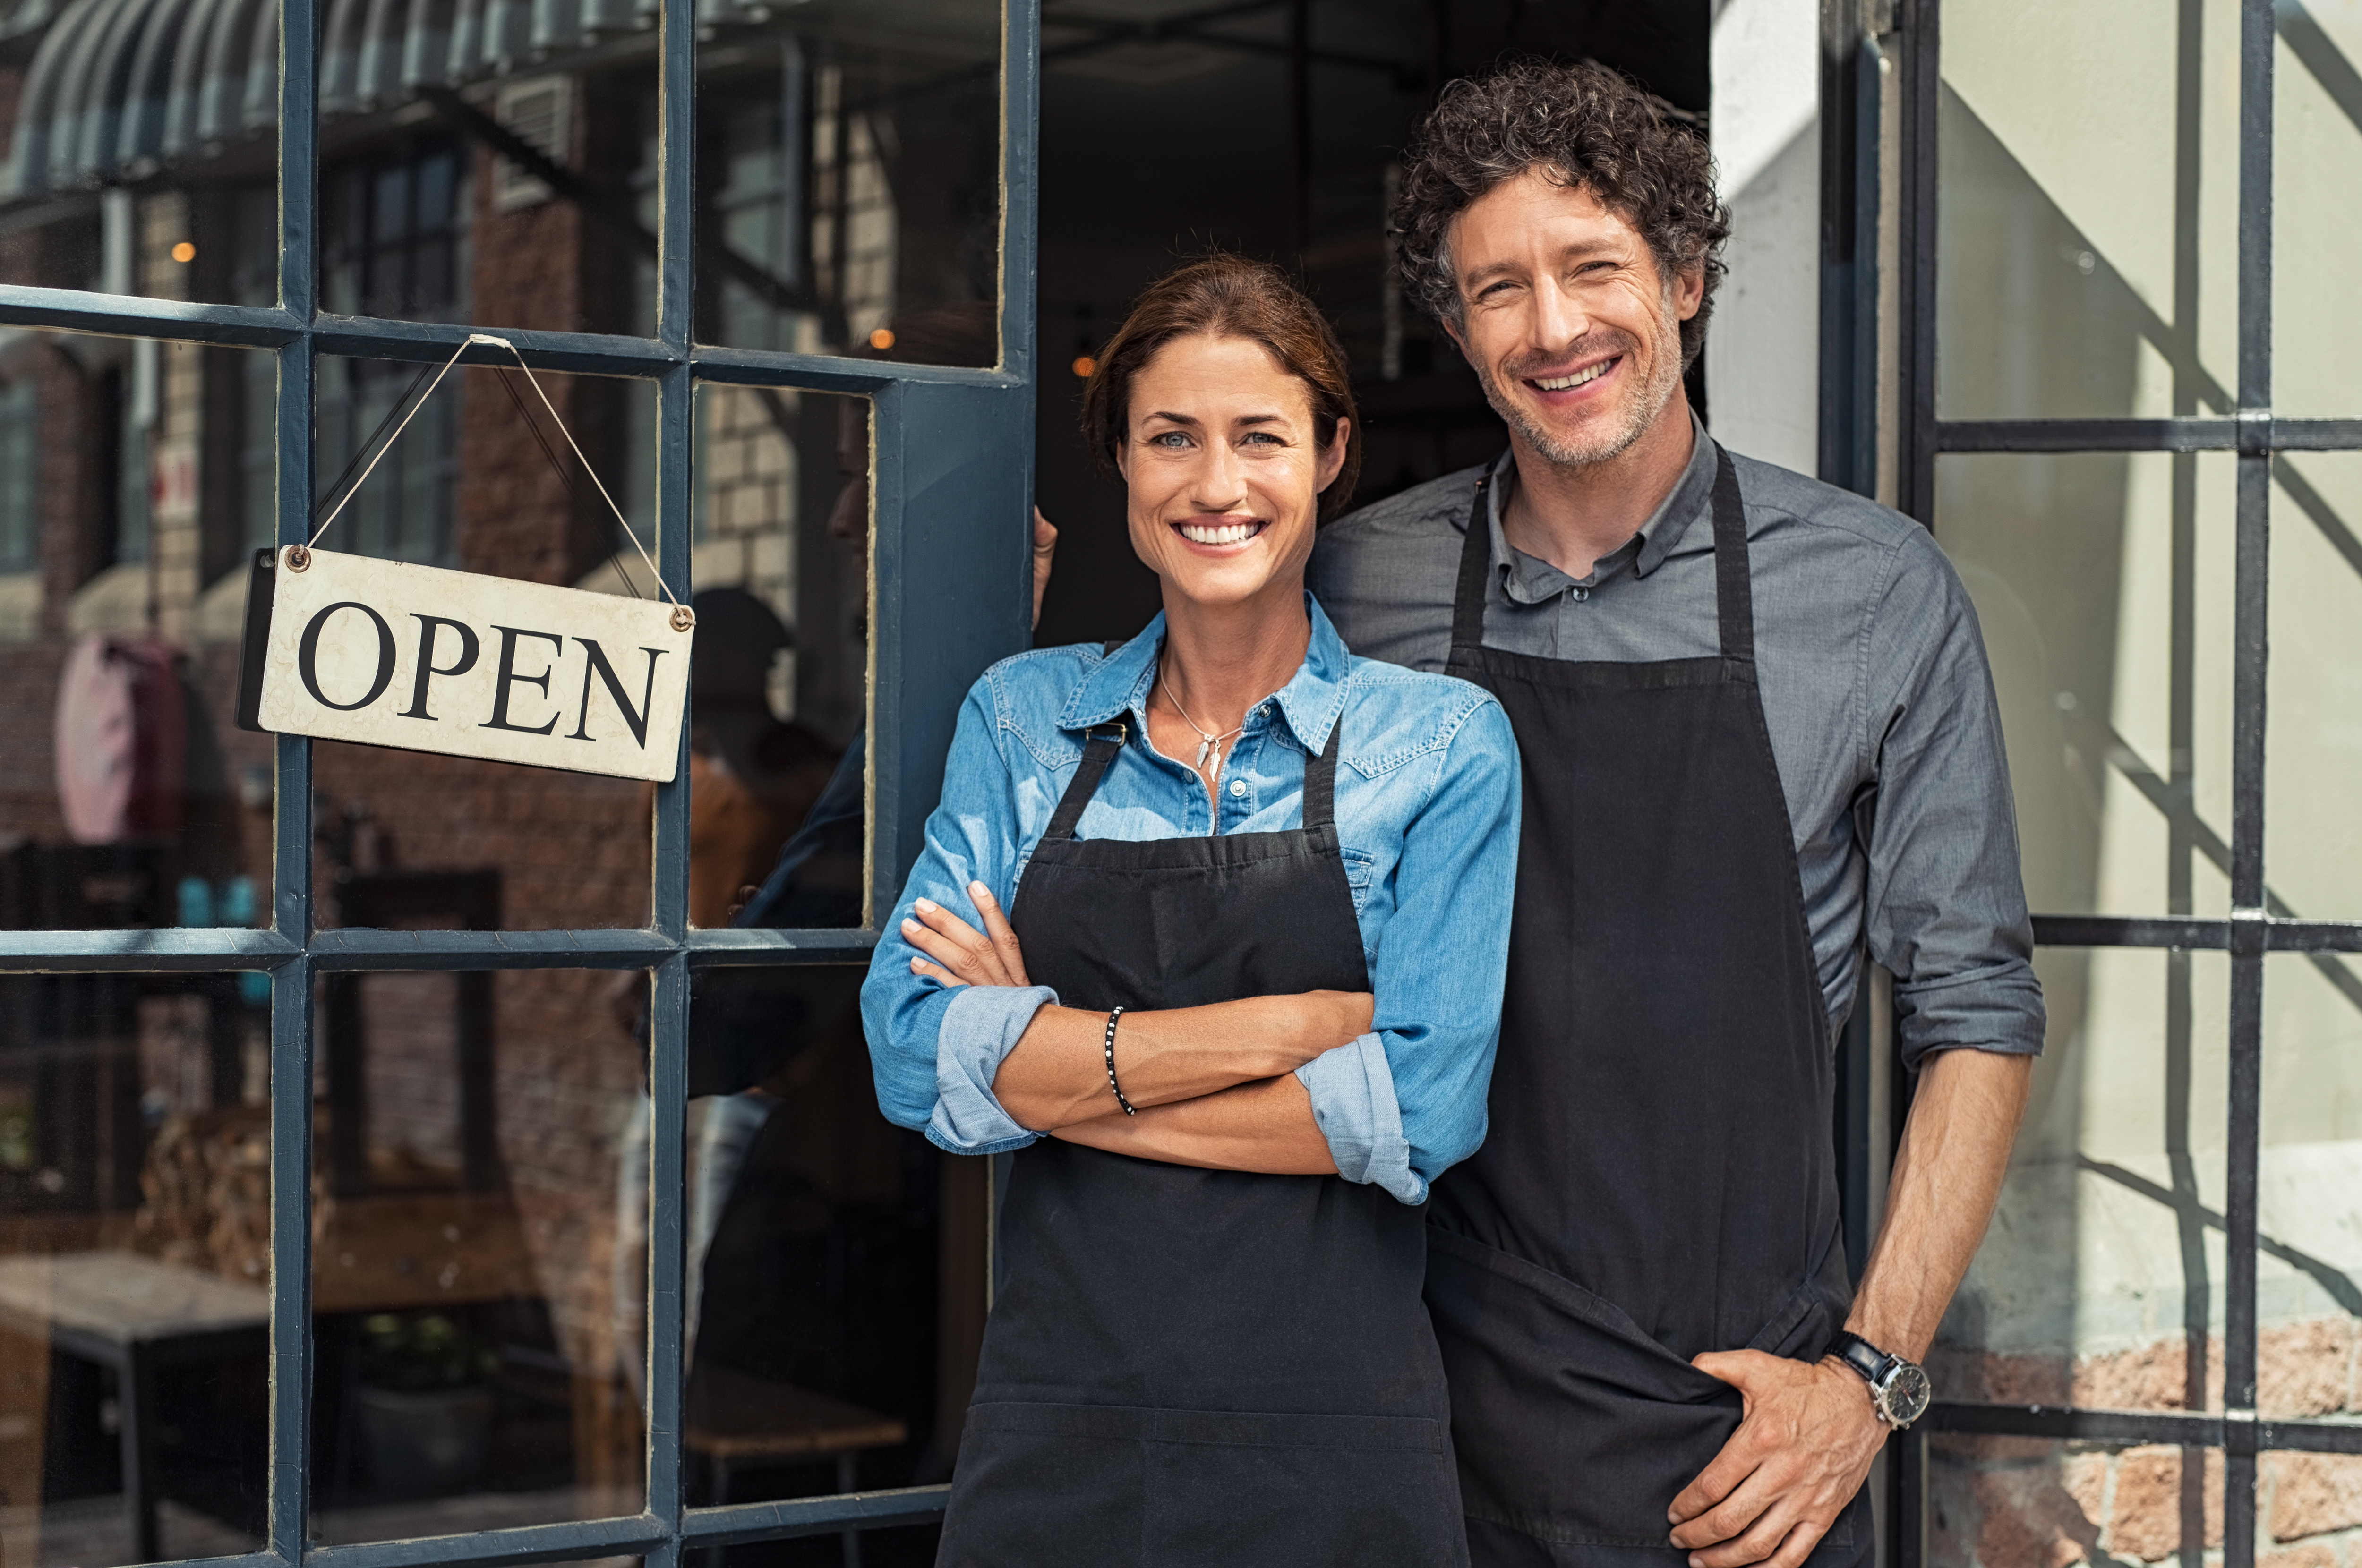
[1441,168,1702,469]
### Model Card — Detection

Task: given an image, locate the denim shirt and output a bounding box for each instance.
[860,596,1520,1204]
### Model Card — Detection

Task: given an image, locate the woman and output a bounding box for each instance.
[862,255,1519,1566]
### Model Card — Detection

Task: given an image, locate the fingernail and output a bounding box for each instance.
[968,881,991,899]
[901,918,920,933]
[914,898,937,913]
[909,957,924,972]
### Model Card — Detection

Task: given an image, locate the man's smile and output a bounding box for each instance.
[1523,354,1623,400]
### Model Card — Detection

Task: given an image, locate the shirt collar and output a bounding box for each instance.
[1058,591,1351,756]
[1486,409,1717,602]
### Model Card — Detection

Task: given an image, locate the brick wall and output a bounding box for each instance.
[1931,1328,2362,1564]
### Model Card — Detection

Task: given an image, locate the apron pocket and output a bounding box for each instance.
[952,1402,1466,1568]
[1425,1227,1740,1550]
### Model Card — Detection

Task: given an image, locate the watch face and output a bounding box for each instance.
[1878,1363,1934,1426]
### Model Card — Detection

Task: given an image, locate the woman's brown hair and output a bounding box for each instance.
[1079,254,1363,522]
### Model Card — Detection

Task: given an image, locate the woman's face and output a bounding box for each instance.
[1118,333,1348,613]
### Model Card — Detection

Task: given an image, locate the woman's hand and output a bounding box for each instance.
[903,881,1031,989]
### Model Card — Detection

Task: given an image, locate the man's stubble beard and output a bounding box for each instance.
[1467,306,1688,473]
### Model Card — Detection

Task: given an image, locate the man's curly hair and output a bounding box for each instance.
[1395,59,1731,370]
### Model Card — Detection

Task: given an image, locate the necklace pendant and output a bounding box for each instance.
[1194,738,1215,772]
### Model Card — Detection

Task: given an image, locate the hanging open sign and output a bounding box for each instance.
[235,335,693,783]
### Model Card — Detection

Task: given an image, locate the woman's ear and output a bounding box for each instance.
[1113,426,1130,484]
[1314,417,1351,493]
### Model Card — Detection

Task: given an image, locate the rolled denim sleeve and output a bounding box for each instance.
[1295,1033,1413,1201]
[929,984,1056,1153]
[1322,691,1521,1205]
[863,677,1047,1149]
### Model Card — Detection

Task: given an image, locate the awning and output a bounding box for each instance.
[1,0,689,197]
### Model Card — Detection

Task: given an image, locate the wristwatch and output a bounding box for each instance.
[1827,1332,1933,1429]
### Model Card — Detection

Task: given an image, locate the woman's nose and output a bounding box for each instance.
[1189,443,1249,511]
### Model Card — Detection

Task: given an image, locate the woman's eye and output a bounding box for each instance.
[1149,431,1190,448]
[1242,432,1283,447]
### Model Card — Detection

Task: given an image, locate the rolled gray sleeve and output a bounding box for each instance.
[1295,1033,1419,1203]
[1864,529,2047,1069]
[927,984,1057,1155]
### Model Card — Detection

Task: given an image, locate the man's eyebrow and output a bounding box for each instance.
[1461,239,1626,289]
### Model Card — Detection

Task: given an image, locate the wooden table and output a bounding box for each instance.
[684,1364,907,1568]
[0,1252,270,1561]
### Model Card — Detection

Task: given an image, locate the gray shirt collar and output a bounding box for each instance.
[1486,409,1717,605]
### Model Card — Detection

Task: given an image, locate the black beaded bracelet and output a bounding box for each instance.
[1102,1006,1137,1116]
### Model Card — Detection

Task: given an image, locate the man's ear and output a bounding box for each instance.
[1439,315,1472,364]
[1674,264,1706,323]
[1315,418,1351,494]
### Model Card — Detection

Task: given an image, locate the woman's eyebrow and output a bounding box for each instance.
[1142,410,1198,426]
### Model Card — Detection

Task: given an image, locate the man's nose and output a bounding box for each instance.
[1529,278,1590,358]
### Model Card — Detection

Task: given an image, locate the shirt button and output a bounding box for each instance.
[1229,779,1247,798]
[1571,587,1590,602]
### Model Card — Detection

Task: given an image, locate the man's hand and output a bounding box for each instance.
[1666,1352,1884,1568]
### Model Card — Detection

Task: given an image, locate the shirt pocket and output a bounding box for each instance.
[1340,847,1378,915]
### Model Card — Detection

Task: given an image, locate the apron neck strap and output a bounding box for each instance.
[1448,442,1756,664]
[1707,444,1754,665]
[1041,714,1344,843]
[1044,724,1127,842]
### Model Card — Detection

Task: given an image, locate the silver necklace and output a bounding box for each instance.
[1156,670,1246,774]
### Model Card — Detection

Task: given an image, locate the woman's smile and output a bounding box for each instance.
[1174,515,1268,548]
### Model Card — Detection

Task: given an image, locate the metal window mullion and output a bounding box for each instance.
[268,0,319,1497]
[1899,0,1939,527]
[2223,0,2275,1559]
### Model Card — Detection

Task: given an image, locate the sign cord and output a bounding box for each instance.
[300,334,680,611]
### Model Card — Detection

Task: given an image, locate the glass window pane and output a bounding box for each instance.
[0,330,277,931]
[1927,1434,2224,1567]
[2259,955,2362,1438]
[308,356,659,932]
[0,37,282,311]
[694,0,1001,365]
[310,17,657,338]
[1932,947,2227,1445]
[2265,452,2362,918]
[0,969,271,1566]
[309,968,645,1542]
[687,384,867,929]
[1936,0,2239,421]
[2274,4,2362,417]
[675,965,981,1536]
[1935,452,2236,921]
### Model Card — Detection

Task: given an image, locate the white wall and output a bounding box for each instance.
[1705,0,1823,476]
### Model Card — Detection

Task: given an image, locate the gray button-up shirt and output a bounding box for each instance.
[1308,420,2045,1066]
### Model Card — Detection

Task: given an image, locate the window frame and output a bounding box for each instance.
[1870,0,2362,1561]
[0,0,1042,1559]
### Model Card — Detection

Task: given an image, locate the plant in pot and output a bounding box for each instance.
[353,1311,500,1497]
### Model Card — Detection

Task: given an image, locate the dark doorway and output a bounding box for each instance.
[1030,0,1709,646]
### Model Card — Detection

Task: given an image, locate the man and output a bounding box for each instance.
[1309,60,2042,1568]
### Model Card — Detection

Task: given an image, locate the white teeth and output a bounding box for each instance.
[1178,521,1262,545]
[1534,360,1613,392]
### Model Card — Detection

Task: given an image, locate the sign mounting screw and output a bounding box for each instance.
[285,546,311,571]
[670,606,695,632]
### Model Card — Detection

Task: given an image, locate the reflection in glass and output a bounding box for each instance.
[2275,4,2362,416]
[1926,1434,2223,1567]
[310,356,657,933]
[1934,452,2236,920]
[683,385,872,929]
[696,0,1001,363]
[309,969,644,1542]
[2257,956,2362,1441]
[668,968,981,1544]
[0,8,281,313]
[0,971,270,1566]
[0,331,276,932]
[1936,0,2238,421]
[2266,452,2362,919]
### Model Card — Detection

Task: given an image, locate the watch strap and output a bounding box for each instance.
[1828,1331,1893,1386]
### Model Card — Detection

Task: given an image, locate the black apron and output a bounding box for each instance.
[1425,447,1871,1566]
[937,708,1468,1568]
